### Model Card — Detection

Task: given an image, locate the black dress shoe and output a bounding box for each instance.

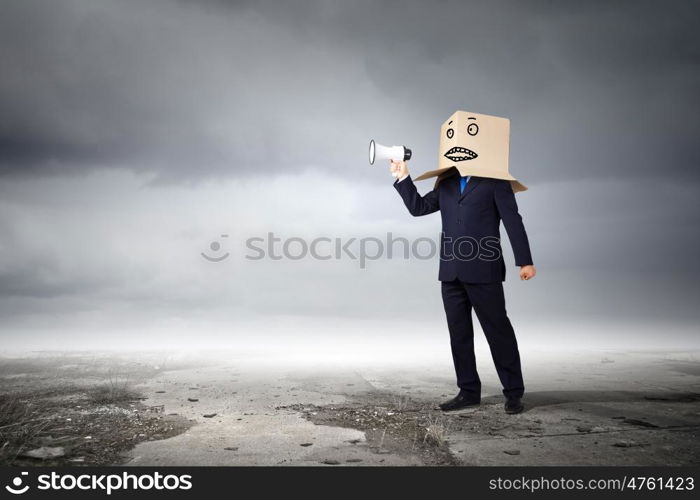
[505,397,524,414]
[439,392,480,412]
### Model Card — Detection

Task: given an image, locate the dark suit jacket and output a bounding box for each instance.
[394,169,533,283]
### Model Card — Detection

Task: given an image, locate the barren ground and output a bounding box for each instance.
[1,349,698,466]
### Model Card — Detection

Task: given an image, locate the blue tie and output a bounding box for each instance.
[460,176,470,194]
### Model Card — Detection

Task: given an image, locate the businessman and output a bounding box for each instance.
[390,159,536,414]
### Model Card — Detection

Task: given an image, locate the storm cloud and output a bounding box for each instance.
[2,0,698,182]
[0,0,699,351]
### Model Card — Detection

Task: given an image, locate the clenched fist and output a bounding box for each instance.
[519,265,537,281]
[390,159,409,180]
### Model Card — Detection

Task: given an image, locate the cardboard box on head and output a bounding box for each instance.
[414,110,527,193]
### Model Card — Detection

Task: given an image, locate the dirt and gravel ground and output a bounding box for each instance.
[1,349,699,466]
[282,392,459,465]
[0,353,193,466]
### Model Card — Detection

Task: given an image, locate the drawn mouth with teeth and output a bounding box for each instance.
[444,146,478,162]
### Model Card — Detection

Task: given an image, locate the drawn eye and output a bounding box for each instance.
[467,123,478,136]
[446,128,454,139]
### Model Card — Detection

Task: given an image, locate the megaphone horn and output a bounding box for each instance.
[368,140,412,165]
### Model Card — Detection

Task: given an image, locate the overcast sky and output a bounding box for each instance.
[1,0,698,355]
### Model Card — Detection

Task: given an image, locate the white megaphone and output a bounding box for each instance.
[368,140,412,177]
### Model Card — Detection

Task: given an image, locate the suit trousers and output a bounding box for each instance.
[441,279,524,399]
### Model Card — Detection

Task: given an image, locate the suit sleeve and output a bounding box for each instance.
[494,180,533,266]
[393,175,440,217]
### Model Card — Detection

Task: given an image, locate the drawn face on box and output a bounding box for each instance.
[438,110,510,177]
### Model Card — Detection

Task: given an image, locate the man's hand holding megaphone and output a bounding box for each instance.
[389,159,409,181]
